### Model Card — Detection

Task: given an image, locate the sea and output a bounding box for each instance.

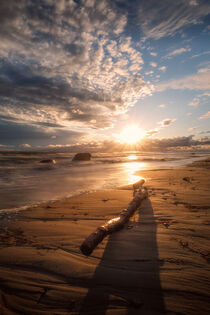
[0,151,208,213]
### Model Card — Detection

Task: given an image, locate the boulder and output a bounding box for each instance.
[72,153,91,161]
[39,159,56,164]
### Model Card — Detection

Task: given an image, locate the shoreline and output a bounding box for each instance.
[0,161,210,314]
[1,155,209,215]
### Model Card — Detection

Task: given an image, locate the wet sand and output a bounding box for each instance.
[0,166,210,314]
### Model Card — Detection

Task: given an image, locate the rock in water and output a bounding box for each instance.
[72,153,91,161]
[39,159,56,164]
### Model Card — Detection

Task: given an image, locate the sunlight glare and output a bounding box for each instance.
[127,155,138,161]
[116,125,146,144]
[124,161,146,184]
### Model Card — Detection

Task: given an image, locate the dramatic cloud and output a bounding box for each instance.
[0,0,151,132]
[0,0,209,148]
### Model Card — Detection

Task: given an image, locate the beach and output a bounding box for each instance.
[0,160,210,314]
[1,0,210,313]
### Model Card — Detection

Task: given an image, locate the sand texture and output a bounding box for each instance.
[187,157,210,169]
[0,168,210,314]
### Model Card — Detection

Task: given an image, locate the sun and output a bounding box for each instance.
[115,125,146,144]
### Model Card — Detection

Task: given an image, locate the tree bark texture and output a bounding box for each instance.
[80,180,148,256]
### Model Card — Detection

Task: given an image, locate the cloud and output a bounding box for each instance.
[188,98,199,107]
[146,117,176,137]
[136,0,210,39]
[188,127,197,131]
[188,91,210,107]
[189,0,199,6]
[146,128,159,136]
[0,0,151,133]
[159,66,166,71]
[157,67,210,91]
[42,135,210,152]
[0,144,14,150]
[191,50,210,59]
[0,144,11,148]
[140,135,210,151]
[199,130,210,134]
[158,118,176,127]
[198,92,210,97]
[145,70,154,75]
[150,62,157,67]
[159,104,166,108]
[20,143,31,148]
[200,111,210,119]
[165,47,191,58]
[14,134,210,152]
[0,0,210,148]
[0,119,83,146]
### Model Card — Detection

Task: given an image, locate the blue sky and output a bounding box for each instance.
[0,0,210,151]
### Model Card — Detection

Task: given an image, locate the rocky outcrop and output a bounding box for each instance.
[39,159,56,164]
[72,153,91,161]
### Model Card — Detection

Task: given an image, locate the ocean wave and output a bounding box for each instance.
[94,157,179,164]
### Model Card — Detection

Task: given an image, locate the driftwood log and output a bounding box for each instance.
[80,179,148,256]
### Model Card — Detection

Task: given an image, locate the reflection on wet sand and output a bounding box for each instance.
[123,161,146,184]
[127,155,139,161]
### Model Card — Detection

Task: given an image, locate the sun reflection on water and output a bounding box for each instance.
[124,161,146,184]
[127,155,139,161]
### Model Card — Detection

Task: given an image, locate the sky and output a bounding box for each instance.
[0,0,210,152]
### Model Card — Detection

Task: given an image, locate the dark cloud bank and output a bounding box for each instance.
[62,135,210,152]
[2,135,209,152]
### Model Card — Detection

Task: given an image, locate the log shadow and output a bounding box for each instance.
[79,198,165,314]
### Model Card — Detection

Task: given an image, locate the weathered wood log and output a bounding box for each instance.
[80,179,148,256]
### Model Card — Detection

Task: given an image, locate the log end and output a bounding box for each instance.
[80,228,106,256]
[80,243,93,256]
[133,179,145,190]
